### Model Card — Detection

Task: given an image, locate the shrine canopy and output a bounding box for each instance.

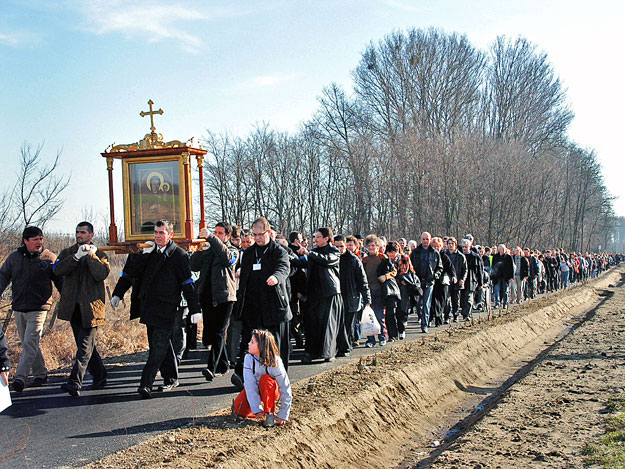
[101,99,207,253]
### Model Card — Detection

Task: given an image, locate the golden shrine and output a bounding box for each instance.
[101,100,207,253]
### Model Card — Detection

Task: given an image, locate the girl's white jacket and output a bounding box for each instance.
[243,353,292,420]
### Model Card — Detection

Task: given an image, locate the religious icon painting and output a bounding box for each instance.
[122,156,188,240]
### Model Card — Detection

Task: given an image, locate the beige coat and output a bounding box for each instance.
[54,243,110,328]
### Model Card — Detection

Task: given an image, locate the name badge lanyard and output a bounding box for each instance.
[253,246,269,271]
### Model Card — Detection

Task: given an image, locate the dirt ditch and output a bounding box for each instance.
[87,268,624,469]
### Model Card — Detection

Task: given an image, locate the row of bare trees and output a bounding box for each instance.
[201,28,615,252]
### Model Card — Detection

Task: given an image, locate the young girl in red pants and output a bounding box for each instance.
[233,329,292,427]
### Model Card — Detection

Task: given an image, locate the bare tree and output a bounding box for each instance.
[484,36,573,154]
[14,142,71,229]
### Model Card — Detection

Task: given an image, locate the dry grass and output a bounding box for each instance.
[2,252,149,377]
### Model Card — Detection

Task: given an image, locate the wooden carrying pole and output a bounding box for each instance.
[97,239,207,251]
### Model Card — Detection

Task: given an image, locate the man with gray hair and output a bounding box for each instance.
[460,238,484,320]
[409,232,442,333]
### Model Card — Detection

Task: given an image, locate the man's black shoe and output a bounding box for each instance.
[230,373,244,391]
[61,382,80,397]
[157,380,179,392]
[32,375,48,387]
[86,377,107,390]
[138,386,152,399]
[10,379,25,393]
[202,368,215,382]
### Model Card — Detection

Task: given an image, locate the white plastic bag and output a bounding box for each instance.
[359,305,381,337]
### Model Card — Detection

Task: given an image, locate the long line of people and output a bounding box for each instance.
[2,220,620,410]
[206,223,621,392]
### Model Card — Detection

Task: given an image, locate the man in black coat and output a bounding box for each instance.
[446,237,467,323]
[297,227,345,363]
[460,239,484,320]
[491,244,515,308]
[190,222,239,382]
[409,232,443,333]
[287,231,307,349]
[544,250,559,292]
[130,220,201,399]
[334,235,371,350]
[231,217,291,390]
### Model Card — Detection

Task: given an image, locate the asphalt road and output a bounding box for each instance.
[0,309,488,468]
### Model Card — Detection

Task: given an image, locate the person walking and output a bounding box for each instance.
[0,226,61,393]
[129,220,202,398]
[231,218,291,390]
[54,222,110,397]
[410,232,443,332]
[334,235,371,350]
[191,222,239,382]
[298,228,345,363]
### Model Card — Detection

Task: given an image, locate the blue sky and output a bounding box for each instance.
[1,0,624,235]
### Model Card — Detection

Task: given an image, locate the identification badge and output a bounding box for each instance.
[253,263,261,271]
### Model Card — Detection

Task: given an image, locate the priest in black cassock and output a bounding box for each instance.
[298,227,346,363]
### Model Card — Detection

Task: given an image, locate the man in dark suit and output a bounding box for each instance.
[131,219,201,399]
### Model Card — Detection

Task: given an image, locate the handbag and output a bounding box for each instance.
[382,277,401,299]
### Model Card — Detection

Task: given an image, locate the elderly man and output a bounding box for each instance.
[409,232,442,333]
[460,238,484,320]
[54,222,110,397]
[0,226,61,392]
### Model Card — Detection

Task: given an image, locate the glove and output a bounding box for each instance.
[202,243,210,251]
[190,313,202,324]
[87,244,97,254]
[74,245,90,260]
[199,227,210,239]
[142,241,155,254]
[110,296,121,308]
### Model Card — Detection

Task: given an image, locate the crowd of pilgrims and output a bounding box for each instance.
[1,217,620,416]
[167,217,620,391]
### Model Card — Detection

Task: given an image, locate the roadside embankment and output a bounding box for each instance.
[87,268,624,469]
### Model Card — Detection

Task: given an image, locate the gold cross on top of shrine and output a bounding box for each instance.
[140,99,164,133]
